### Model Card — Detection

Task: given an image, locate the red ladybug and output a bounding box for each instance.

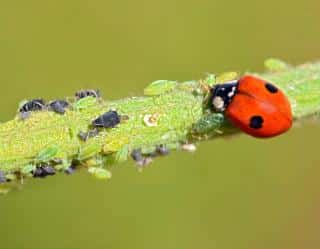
[211,75,293,138]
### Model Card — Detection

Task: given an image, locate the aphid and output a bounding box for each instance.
[136,157,153,168]
[64,165,76,175]
[19,99,46,119]
[36,145,59,162]
[131,149,143,162]
[88,167,112,180]
[30,165,55,180]
[78,128,99,141]
[48,100,69,114]
[92,110,120,128]
[0,171,6,183]
[193,113,224,134]
[19,99,46,113]
[181,143,197,152]
[75,89,100,99]
[131,149,153,170]
[144,80,177,96]
[115,145,130,163]
[74,96,97,111]
[264,58,289,72]
[21,164,36,176]
[210,75,293,138]
[156,144,169,156]
[33,165,56,178]
[78,143,101,161]
[33,167,45,178]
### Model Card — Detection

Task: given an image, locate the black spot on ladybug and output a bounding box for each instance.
[75,89,100,99]
[265,83,278,93]
[48,100,69,114]
[249,115,264,129]
[92,110,120,128]
[20,99,46,113]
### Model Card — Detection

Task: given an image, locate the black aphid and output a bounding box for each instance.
[92,110,120,128]
[131,149,144,162]
[64,165,76,175]
[33,167,46,178]
[48,100,69,114]
[19,99,45,113]
[78,128,99,141]
[75,89,100,99]
[0,171,6,183]
[42,166,56,175]
[33,166,55,178]
[156,144,169,156]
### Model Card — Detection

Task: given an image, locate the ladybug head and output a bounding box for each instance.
[210,81,238,112]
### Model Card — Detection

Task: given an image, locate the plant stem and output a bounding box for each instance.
[0,59,320,188]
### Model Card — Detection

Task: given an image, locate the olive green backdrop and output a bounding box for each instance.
[0,0,320,248]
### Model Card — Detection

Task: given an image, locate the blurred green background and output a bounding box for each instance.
[1,0,320,248]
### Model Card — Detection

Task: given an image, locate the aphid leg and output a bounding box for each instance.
[20,111,31,120]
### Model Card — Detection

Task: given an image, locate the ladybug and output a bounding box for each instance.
[210,75,292,138]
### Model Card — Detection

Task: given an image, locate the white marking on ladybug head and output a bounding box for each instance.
[212,96,225,111]
[227,86,237,98]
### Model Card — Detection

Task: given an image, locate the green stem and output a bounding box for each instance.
[0,59,320,189]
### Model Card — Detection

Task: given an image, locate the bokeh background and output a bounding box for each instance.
[1,0,320,248]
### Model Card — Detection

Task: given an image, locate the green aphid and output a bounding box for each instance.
[86,155,104,167]
[203,74,216,87]
[21,164,36,176]
[193,113,225,134]
[144,80,177,96]
[141,146,156,155]
[78,143,101,161]
[73,96,97,111]
[115,145,129,163]
[88,167,112,180]
[54,159,70,171]
[36,145,59,162]
[264,58,289,72]
[216,72,238,83]
[178,81,198,92]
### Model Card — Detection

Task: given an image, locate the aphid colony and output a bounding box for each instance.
[19,89,101,118]
[3,88,175,184]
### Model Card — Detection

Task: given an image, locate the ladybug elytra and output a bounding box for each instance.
[211,75,293,138]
